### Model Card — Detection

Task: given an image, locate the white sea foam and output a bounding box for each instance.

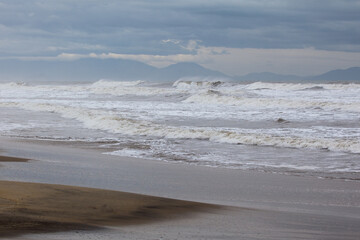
[0,80,180,98]
[1,101,359,154]
[0,82,27,88]
[89,80,182,96]
[0,82,89,99]
[244,82,360,91]
[183,90,360,112]
[91,79,145,87]
[1,80,360,177]
[173,79,224,89]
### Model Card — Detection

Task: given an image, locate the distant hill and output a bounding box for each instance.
[307,67,360,81]
[235,72,302,82]
[0,58,359,83]
[160,62,229,80]
[0,59,230,82]
[235,67,360,82]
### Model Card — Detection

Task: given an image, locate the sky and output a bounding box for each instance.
[0,0,360,76]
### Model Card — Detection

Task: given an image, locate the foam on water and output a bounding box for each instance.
[1,80,360,179]
[173,79,224,89]
[92,79,145,87]
[88,79,182,96]
[1,101,359,154]
[244,81,360,91]
[183,90,360,112]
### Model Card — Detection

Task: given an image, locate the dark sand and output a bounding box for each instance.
[0,138,359,239]
[0,180,216,238]
[0,156,28,163]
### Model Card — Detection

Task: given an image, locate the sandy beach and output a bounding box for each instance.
[1,0,360,239]
[0,156,28,163]
[0,180,216,238]
[0,137,360,239]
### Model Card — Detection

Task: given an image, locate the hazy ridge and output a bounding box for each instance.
[0,58,359,82]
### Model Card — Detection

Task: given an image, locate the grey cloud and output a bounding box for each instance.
[0,0,359,57]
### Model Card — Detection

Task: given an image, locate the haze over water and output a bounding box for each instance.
[1,79,359,181]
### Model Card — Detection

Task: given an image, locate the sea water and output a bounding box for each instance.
[0,79,359,180]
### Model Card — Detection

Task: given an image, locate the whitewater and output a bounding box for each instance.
[1,79,359,180]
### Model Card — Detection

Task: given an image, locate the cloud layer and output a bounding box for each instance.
[0,0,359,75]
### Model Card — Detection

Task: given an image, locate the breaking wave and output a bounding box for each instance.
[89,80,182,96]
[1,101,359,154]
[0,82,27,88]
[0,80,180,97]
[244,82,360,91]
[173,79,225,89]
[91,79,145,87]
[183,90,360,112]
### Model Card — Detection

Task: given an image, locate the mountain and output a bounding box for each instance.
[159,62,229,80]
[0,58,359,83]
[235,72,302,82]
[0,59,230,82]
[235,67,360,82]
[307,67,360,81]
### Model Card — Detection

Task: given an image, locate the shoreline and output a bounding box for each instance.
[1,136,359,213]
[1,136,360,239]
[2,135,359,182]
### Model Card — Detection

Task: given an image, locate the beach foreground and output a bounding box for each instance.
[0,180,216,238]
[1,181,359,240]
[1,138,360,239]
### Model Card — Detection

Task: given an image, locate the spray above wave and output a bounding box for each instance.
[1,101,359,154]
[0,82,90,99]
[91,79,145,87]
[89,84,181,97]
[173,78,225,89]
[0,82,27,88]
[0,80,183,98]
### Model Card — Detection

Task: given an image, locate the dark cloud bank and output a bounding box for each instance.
[0,0,360,57]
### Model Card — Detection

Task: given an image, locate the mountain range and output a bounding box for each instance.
[235,67,360,82]
[0,58,359,82]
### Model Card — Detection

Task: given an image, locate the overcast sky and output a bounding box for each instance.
[1,0,360,76]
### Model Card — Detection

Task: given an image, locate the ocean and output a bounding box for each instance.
[0,79,359,180]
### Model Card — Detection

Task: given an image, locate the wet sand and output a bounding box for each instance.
[0,137,360,239]
[0,156,28,163]
[0,180,216,238]
[1,180,358,240]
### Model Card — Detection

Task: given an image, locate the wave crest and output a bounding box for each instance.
[91,79,145,87]
[1,101,359,154]
[173,78,224,89]
[183,91,360,112]
[245,82,360,91]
